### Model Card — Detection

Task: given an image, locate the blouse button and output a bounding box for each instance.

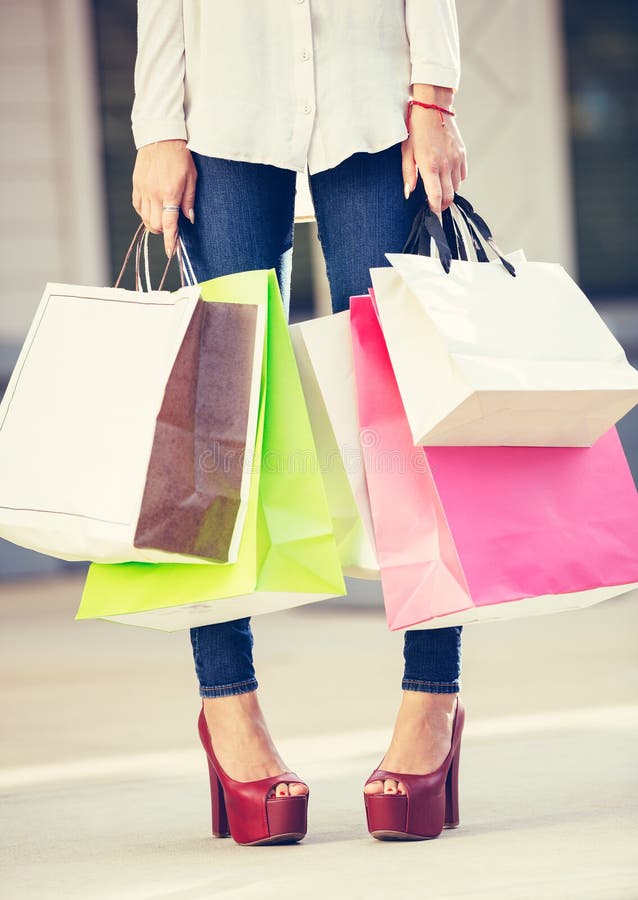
[303,104,312,115]
[301,49,311,61]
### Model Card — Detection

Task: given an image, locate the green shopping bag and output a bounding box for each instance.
[76,270,345,630]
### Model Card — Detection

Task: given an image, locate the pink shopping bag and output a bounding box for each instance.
[349,292,638,629]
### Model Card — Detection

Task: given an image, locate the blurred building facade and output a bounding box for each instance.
[1,0,637,575]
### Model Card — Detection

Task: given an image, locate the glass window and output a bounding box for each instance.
[563,0,638,298]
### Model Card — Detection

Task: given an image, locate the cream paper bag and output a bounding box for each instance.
[371,252,638,447]
[290,311,379,579]
[0,280,265,564]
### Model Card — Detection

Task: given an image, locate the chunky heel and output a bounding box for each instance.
[207,759,230,838]
[443,743,461,829]
[364,698,465,841]
[197,706,308,846]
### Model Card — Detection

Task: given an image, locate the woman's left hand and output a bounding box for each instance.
[402,84,468,217]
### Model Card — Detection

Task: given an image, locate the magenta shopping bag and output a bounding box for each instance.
[349,292,638,630]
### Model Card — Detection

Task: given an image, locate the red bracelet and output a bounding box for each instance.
[407,99,456,127]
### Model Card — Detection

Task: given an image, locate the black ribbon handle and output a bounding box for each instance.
[403,193,517,277]
[402,201,454,272]
[453,195,516,276]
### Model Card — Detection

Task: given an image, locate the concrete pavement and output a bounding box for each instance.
[1,575,637,900]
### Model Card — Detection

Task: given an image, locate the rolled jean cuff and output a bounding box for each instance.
[402,679,460,694]
[199,678,258,698]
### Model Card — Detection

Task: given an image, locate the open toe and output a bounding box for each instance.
[364,698,466,841]
[364,780,385,795]
[289,782,309,797]
[274,782,290,797]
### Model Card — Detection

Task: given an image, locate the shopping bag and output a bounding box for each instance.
[75,269,346,630]
[0,224,266,564]
[290,310,379,578]
[133,294,265,563]
[350,291,638,630]
[372,196,638,447]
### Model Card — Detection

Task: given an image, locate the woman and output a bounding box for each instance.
[132,0,467,845]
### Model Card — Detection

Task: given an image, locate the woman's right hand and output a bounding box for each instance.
[132,139,197,257]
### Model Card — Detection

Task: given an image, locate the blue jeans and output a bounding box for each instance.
[180,143,462,697]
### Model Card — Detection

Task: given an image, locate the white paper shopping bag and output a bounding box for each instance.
[290,311,379,578]
[0,278,265,564]
[371,251,638,447]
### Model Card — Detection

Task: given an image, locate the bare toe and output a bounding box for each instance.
[364,780,385,795]
[275,782,290,797]
[384,779,399,794]
[289,782,309,797]
[397,781,406,795]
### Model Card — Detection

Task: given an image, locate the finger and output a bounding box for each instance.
[401,139,418,200]
[420,164,443,219]
[148,197,163,235]
[161,204,180,258]
[141,196,152,232]
[451,163,462,196]
[460,153,468,182]
[181,168,197,224]
[132,187,141,217]
[440,166,455,212]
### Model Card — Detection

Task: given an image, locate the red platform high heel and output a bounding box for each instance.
[364,697,465,841]
[197,706,308,846]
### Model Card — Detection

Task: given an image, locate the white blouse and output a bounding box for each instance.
[132,0,461,174]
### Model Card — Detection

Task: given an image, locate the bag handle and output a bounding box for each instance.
[135,229,185,292]
[453,195,516,276]
[403,194,517,277]
[179,237,198,287]
[114,224,186,291]
[403,202,472,269]
[402,202,453,272]
[450,205,489,263]
[442,207,469,261]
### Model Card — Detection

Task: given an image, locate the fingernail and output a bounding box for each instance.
[404,182,411,201]
[188,208,195,224]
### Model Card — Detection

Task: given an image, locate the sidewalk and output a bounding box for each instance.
[1,575,637,900]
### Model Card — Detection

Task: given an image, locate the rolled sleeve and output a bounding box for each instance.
[406,0,461,91]
[132,117,188,149]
